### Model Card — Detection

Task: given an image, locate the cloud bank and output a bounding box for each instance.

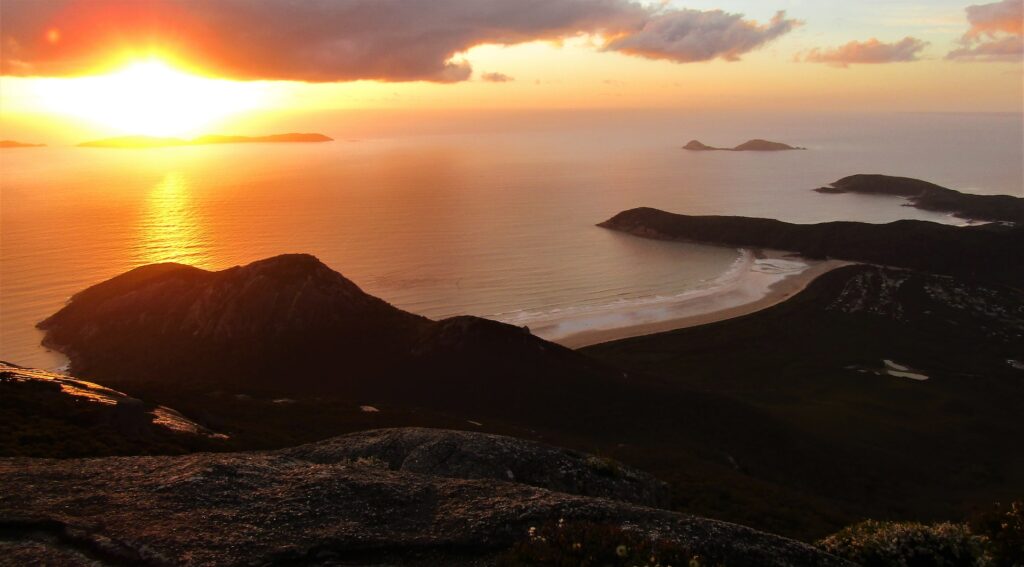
[947,0,1023,62]
[803,37,928,68]
[0,0,799,82]
[604,9,799,63]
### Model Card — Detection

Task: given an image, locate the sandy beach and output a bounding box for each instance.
[528,250,851,349]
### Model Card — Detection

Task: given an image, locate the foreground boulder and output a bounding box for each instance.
[283,427,671,508]
[0,428,848,566]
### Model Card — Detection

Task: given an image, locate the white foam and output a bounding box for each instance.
[492,250,811,343]
[881,360,929,381]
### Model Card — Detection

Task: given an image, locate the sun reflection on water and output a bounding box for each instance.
[135,172,211,266]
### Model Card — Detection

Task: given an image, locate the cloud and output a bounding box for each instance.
[802,37,928,68]
[0,0,799,82]
[947,0,1023,62]
[480,72,514,83]
[963,0,1023,38]
[604,9,799,63]
[948,35,1023,61]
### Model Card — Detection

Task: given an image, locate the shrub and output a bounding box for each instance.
[496,520,720,567]
[969,501,1024,567]
[817,519,990,567]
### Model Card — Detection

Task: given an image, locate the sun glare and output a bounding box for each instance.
[136,172,211,266]
[31,59,268,137]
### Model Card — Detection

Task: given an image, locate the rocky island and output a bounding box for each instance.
[816,174,1024,224]
[683,139,806,151]
[78,133,333,148]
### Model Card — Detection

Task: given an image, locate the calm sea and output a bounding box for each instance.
[2,110,1021,369]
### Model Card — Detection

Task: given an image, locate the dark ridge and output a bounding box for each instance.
[38,253,656,423]
[37,255,773,439]
[683,139,805,151]
[38,253,432,393]
[77,133,333,148]
[598,207,1023,285]
[815,174,1024,224]
[0,362,225,457]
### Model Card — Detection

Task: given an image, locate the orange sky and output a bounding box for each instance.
[0,1,1020,141]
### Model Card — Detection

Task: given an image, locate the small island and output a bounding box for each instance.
[683,139,805,152]
[78,133,333,148]
[0,140,46,148]
[815,174,1024,224]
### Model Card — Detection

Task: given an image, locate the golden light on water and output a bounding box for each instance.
[135,172,211,266]
[28,58,268,137]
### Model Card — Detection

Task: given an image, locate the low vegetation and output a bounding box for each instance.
[818,520,989,566]
[818,501,1024,567]
[497,520,721,567]
[969,501,1024,567]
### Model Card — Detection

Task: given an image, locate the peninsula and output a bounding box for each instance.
[815,174,1024,224]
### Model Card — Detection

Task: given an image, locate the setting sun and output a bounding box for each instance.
[29,59,268,137]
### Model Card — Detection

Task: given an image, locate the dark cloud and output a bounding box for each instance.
[947,0,1023,62]
[1,0,799,82]
[948,35,1023,61]
[480,72,514,82]
[802,37,928,68]
[963,0,1023,38]
[604,9,799,63]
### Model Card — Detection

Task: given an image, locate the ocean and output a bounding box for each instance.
[2,110,1021,369]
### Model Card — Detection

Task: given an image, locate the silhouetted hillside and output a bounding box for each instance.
[586,264,1024,535]
[33,251,1024,539]
[599,208,1023,284]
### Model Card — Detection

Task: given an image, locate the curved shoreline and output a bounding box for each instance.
[546,251,851,349]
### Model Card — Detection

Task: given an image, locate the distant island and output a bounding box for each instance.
[78,133,333,148]
[0,140,45,148]
[815,174,1024,224]
[683,139,805,152]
